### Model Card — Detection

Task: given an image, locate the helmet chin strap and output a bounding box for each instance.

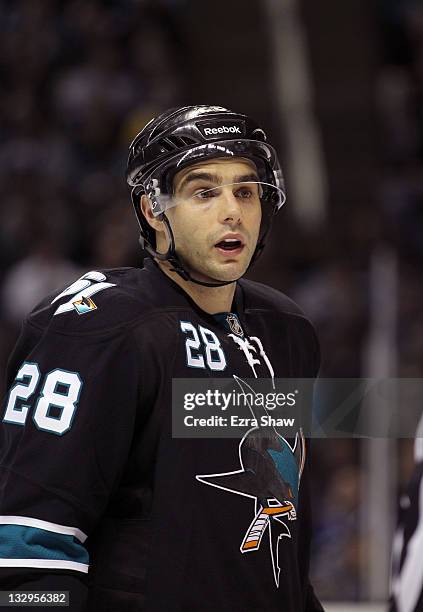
[150,215,238,288]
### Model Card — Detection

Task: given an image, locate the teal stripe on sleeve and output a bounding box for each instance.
[0,524,89,564]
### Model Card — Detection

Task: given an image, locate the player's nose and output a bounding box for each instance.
[217,188,242,225]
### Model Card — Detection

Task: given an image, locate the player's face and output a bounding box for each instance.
[167,158,262,283]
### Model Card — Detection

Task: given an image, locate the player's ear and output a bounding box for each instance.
[140,195,164,233]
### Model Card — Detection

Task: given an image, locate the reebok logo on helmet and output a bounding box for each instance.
[204,125,241,135]
[197,120,246,139]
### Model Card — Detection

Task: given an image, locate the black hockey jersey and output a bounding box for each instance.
[0,259,323,611]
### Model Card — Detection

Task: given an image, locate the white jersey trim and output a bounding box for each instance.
[0,516,87,543]
[0,559,89,573]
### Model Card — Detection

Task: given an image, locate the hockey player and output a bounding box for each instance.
[390,415,423,612]
[0,105,324,611]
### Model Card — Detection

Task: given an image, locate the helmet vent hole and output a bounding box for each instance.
[158,138,176,152]
[179,136,197,146]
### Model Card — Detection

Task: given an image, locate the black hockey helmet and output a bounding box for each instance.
[125,105,286,286]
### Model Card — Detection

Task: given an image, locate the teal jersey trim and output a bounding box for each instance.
[0,524,89,564]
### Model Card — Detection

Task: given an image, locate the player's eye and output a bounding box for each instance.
[193,187,219,200]
[235,186,256,199]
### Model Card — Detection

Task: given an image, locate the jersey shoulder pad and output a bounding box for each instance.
[240,279,320,375]
[27,267,157,335]
[239,278,306,318]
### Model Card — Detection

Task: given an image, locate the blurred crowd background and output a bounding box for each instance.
[1,0,422,604]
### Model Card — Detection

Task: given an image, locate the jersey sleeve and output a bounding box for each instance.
[0,319,141,608]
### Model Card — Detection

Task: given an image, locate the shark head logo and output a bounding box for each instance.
[196,376,305,587]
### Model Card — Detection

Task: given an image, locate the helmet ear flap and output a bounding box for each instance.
[131,187,158,250]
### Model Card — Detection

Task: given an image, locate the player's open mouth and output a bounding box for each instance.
[214,237,245,256]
